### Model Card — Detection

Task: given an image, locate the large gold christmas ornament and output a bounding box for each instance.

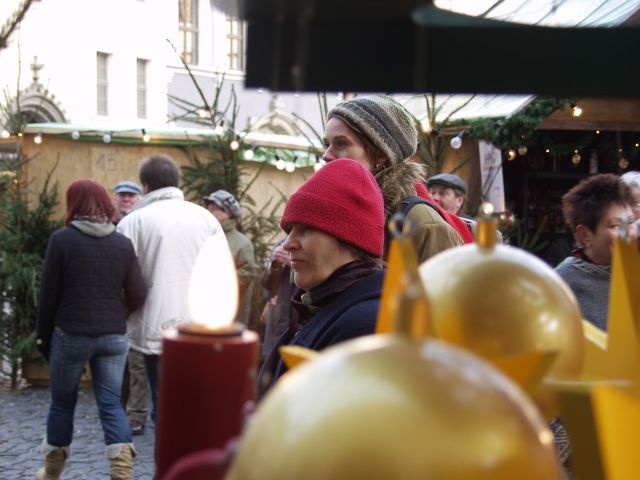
[418,218,584,419]
[226,335,563,480]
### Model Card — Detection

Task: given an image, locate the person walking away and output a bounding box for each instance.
[116,154,227,427]
[203,189,257,326]
[35,179,147,479]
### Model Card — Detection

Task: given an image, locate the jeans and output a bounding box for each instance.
[46,328,132,447]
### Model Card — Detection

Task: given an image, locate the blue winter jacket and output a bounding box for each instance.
[258,270,384,396]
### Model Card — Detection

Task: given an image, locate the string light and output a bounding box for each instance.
[450,130,464,150]
[572,150,581,165]
[34,132,43,144]
[197,108,209,119]
[230,137,240,151]
[572,105,583,117]
[142,129,151,142]
[314,156,325,172]
[1,129,10,138]
[507,149,516,161]
[420,118,432,134]
[213,121,225,135]
[285,156,297,173]
[71,130,80,140]
[275,154,286,170]
[102,132,112,144]
[517,145,528,156]
[243,149,255,160]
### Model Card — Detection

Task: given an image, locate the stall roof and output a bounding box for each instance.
[21,122,320,151]
[435,0,640,27]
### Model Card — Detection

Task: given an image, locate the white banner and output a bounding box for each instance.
[478,141,505,212]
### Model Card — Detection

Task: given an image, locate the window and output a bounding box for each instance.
[96,52,109,115]
[226,16,244,71]
[137,59,148,119]
[179,0,198,65]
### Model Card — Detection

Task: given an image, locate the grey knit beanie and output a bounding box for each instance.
[328,95,418,164]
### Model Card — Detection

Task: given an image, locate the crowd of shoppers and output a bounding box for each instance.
[34,96,638,480]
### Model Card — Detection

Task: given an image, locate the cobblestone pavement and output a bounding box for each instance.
[0,383,156,479]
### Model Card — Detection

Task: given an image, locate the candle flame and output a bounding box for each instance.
[188,233,238,329]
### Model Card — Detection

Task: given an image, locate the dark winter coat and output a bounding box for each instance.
[36,224,147,355]
[258,269,384,396]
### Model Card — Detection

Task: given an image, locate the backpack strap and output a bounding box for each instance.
[384,196,446,257]
[398,195,445,221]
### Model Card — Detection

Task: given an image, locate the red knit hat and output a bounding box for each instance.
[280,159,385,257]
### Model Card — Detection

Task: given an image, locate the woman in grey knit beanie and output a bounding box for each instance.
[324,94,463,262]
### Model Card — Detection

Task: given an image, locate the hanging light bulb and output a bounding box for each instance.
[142,129,151,142]
[619,157,629,169]
[275,155,286,170]
[1,129,10,138]
[420,118,432,134]
[197,108,209,119]
[449,130,464,150]
[214,121,225,135]
[507,149,517,161]
[571,105,583,117]
[103,132,112,144]
[571,150,581,165]
[284,156,298,173]
[230,138,240,151]
[34,132,43,144]
[243,149,255,160]
[517,145,528,156]
[71,130,80,140]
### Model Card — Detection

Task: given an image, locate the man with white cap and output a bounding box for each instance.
[203,190,257,326]
[113,180,142,224]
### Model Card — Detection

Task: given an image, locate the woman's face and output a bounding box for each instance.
[322,117,379,171]
[282,224,359,291]
[580,203,636,265]
[629,186,640,221]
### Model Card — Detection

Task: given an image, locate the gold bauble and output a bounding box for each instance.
[418,224,584,418]
[226,336,563,480]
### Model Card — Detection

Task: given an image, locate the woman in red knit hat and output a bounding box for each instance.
[325,95,471,262]
[258,159,385,396]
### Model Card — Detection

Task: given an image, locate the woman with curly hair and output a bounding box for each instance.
[555,173,636,331]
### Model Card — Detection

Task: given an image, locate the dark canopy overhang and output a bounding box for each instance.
[236,0,640,96]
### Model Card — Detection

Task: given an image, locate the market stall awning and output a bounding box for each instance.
[237,0,640,96]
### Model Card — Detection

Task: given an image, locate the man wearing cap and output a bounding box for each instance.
[113,180,148,435]
[113,180,142,224]
[426,173,468,216]
[427,173,503,242]
[203,190,257,326]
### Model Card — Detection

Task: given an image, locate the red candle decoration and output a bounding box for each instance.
[156,324,258,479]
[155,233,258,479]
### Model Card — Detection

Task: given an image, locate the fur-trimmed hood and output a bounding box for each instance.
[375,161,426,218]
